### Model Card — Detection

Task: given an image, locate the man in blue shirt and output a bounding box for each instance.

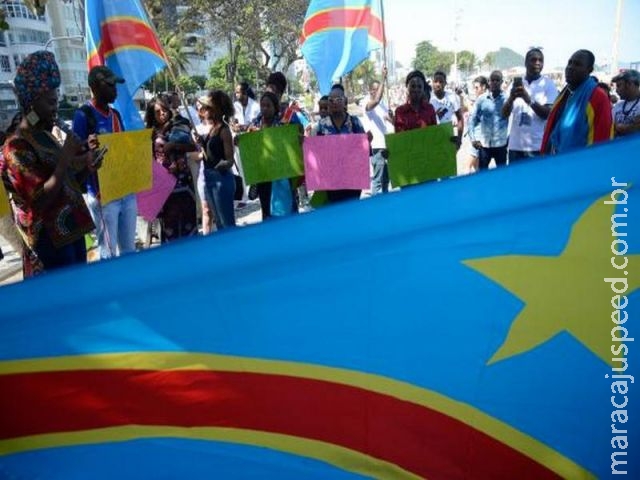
[73,66,138,260]
[469,70,509,170]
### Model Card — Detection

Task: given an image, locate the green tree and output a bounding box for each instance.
[457,50,477,76]
[343,60,377,97]
[184,0,307,89]
[191,75,207,90]
[483,52,497,70]
[206,52,256,93]
[176,75,199,95]
[0,9,8,31]
[413,41,454,76]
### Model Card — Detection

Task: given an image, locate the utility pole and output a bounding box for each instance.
[452,0,462,84]
[611,0,623,76]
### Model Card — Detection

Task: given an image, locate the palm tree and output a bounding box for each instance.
[151,32,191,92]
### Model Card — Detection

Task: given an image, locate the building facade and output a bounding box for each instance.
[0,0,88,126]
[46,0,87,104]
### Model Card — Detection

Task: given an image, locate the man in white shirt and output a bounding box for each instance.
[501,48,558,162]
[431,70,464,148]
[612,69,640,138]
[232,82,260,204]
[362,66,394,195]
[233,81,260,129]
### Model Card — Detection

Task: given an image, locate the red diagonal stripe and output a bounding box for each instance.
[0,370,561,479]
[301,8,384,43]
[89,18,165,67]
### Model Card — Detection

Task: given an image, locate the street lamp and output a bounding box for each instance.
[44,35,84,51]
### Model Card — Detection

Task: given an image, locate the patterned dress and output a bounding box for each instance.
[1,129,93,276]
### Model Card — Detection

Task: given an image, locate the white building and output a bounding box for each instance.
[176,4,225,80]
[0,0,88,113]
[0,0,51,112]
[46,0,87,103]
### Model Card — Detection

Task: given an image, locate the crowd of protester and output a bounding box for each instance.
[0,46,638,278]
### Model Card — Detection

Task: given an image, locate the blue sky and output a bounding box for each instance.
[384,0,640,71]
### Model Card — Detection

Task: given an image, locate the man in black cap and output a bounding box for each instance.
[72,65,138,260]
[612,69,640,138]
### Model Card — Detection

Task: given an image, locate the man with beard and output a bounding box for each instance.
[502,48,558,162]
[541,50,613,155]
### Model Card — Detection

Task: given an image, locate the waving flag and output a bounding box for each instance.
[0,137,639,478]
[85,0,167,129]
[301,0,384,94]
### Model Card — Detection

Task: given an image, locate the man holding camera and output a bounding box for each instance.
[502,48,558,162]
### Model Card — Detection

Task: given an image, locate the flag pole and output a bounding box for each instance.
[378,0,391,108]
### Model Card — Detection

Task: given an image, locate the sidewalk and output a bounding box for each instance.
[0,146,472,288]
[0,236,22,286]
[0,200,266,287]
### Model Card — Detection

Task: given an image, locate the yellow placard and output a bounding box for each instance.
[0,181,9,217]
[97,129,153,204]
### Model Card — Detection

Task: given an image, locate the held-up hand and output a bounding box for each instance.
[386,109,394,123]
[86,133,99,151]
[519,88,532,105]
[366,131,373,143]
[510,86,531,105]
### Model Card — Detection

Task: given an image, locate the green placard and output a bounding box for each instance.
[238,124,304,184]
[386,123,457,187]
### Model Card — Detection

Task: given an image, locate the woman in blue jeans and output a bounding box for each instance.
[197,90,236,229]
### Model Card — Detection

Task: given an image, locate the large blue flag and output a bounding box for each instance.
[0,138,639,478]
[85,0,167,130]
[301,0,384,94]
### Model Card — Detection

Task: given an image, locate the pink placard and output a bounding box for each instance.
[303,134,370,191]
[136,161,177,221]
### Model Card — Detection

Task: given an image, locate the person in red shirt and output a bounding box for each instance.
[394,70,437,132]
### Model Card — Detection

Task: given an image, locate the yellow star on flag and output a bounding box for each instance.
[464,193,639,365]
